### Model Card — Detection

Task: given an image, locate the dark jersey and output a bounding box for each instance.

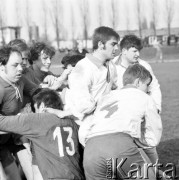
[24,64,54,85]
[0,75,38,144]
[0,113,85,180]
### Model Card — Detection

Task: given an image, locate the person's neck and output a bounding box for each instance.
[0,71,17,85]
[92,50,106,64]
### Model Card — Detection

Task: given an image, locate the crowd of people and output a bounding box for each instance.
[0,26,163,180]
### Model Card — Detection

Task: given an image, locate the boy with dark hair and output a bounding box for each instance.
[92,26,119,50]
[8,39,31,71]
[113,34,162,113]
[0,46,38,180]
[0,89,85,180]
[25,42,56,85]
[81,64,162,179]
[67,26,119,120]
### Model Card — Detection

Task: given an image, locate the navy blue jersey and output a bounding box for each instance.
[0,113,84,180]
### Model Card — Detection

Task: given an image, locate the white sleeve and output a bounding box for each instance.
[143,97,163,147]
[140,60,162,112]
[68,64,96,120]
[148,65,162,112]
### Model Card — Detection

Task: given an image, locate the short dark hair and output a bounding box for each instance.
[8,39,29,52]
[8,39,31,63]
[30,42,55,62]
[123,64,152,86]
[61,54,84,69]
[33,89,63,110]
[0,46,21,65]
[92,26,119,50]
[120,35,143,51]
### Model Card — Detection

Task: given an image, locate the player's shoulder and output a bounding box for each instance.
[42,113,78,128]
[138,59,152,70]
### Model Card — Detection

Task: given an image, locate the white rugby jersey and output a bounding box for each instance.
[79,87,162,147]
[113,55,162,112]
[67,54,117,120]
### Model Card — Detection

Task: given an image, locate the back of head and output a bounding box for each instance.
[123,64,152,86]
[33,88,63,110]
[92,26,119,50]
[120,35,143,51]
[61,54,84,69]
[0,46,21,65]
[30,42,55,62]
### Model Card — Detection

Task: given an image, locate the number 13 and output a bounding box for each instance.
[53,127,75,157]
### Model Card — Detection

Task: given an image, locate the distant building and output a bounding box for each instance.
[117,27,179,46]
[0,26,21,45]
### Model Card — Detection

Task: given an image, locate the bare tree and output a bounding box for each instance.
[0,0,6,45]
[124,1,130,33]
[165,0,174,36]
[50,0,63,49]
[110,0,119,30]
[79,0,89,48]
[70,4,76,48]
[136,0,142,38]
[42,0,48,41]
[97,0,103,26]
[25,0,32,42]
[15,0,22,26]
[150,0,158,36]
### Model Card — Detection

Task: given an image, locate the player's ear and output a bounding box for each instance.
[122,48,127,55]
[133,78,140,88]
[0,63,5,71]
[98,41,104,50]
[40,102,46,112]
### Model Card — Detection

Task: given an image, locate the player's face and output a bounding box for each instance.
[37,51,52,72]
[138,78,151,93]
[103,37,119,60]
[4,52,23,83]
[123,47,140,64]
[21,50,30,71]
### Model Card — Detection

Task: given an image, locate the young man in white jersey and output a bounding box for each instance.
[67,26,119,121]
[82,64,162,180]
[113,35,162,113]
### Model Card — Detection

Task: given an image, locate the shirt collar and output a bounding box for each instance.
[86,53,104,68]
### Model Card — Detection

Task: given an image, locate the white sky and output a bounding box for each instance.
[3,0,179,41]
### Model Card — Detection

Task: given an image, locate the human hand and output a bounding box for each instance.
[43,75,58,87]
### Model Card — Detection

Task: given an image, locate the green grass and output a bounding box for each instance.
[51,46,179,65]
[151,62,179,178]
[140,46,179,61]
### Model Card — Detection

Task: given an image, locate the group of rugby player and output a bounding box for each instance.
[0,26,162,180]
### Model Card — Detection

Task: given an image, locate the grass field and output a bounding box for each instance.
[152,62,179,178]
[51,59,179,178]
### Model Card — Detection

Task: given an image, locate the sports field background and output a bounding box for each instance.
[51,46,179,178]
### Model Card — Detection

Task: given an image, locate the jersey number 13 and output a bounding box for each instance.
[53,127,75,157]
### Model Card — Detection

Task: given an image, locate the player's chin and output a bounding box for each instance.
[133,58,139,62]
[110,53,116,59]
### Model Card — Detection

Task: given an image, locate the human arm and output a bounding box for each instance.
[42,68,72,90]
[0,113,48,137]
[139,60,162,112]
[44,108,73,118]
[68,63,96,119]
[141,97,163,147]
